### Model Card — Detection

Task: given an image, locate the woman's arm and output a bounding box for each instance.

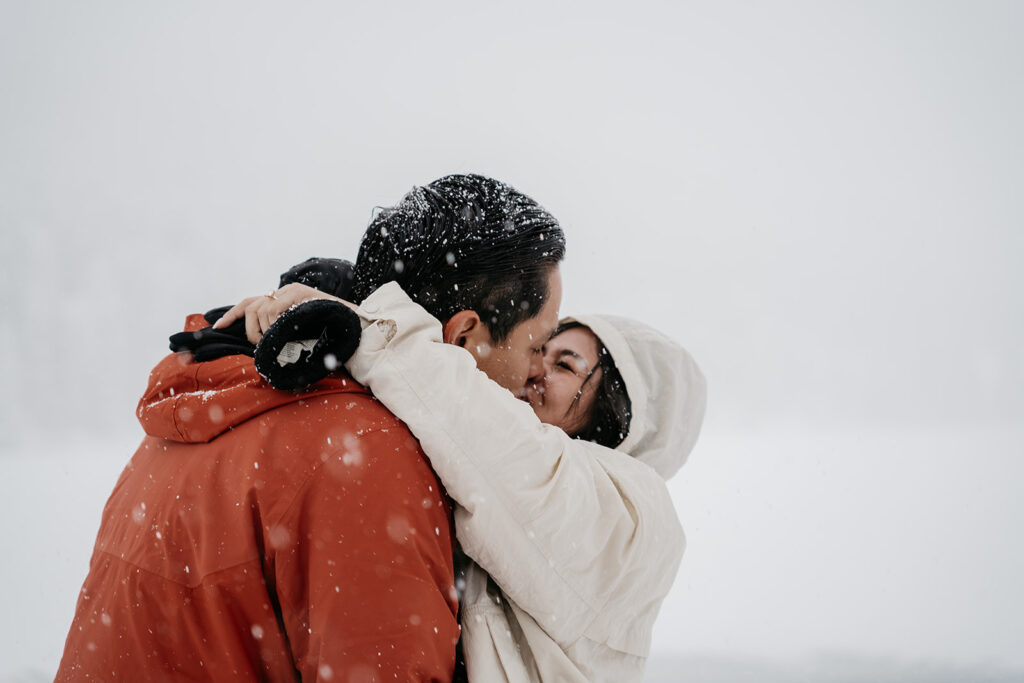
[349,283,685,653]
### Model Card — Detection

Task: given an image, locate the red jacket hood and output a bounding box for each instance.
[138,313,368,443]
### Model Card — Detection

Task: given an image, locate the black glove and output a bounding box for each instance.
[254,299,362,391]
[168,306,255,361]
[167,257,357,364]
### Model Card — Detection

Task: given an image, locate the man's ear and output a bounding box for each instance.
[443,310,483,347]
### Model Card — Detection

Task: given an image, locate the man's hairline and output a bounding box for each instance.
[439,262,561,344]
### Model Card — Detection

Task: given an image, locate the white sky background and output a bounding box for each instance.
[1,1,1022,679]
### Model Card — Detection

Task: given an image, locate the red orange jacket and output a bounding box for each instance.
[57,313,459,682]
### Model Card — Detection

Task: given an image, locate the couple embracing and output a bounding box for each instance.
[57,174,706,682]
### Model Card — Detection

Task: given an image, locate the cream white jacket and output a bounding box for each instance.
[348,283,707,682]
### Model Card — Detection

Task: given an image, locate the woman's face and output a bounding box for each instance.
[523,325,603,435]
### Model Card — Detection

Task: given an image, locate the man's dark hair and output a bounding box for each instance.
[353,174,566,341]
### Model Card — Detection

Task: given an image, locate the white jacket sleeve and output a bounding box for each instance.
[347,283,685,655]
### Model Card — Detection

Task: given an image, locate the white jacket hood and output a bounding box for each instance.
[566,314,707,480]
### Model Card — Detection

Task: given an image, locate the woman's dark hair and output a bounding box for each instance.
[353,174,566,342]
[556,321,633,449]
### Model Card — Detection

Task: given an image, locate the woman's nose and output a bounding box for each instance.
[527,350,546,386]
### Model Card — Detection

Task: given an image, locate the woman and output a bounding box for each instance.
[216,279,706,682]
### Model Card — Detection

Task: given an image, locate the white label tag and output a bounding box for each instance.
[276,339,318,367]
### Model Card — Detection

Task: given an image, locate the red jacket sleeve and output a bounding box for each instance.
[271,425,459,682]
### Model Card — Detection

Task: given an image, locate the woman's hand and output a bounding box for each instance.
[213,283,355,345]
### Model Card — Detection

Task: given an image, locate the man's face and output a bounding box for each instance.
[464,267,562,393]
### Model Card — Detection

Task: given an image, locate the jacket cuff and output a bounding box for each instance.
[348,282,444,379]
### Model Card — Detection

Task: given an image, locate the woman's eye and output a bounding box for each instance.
[557,361,574,372]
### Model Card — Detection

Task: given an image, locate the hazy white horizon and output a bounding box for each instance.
[2,1,1021,680]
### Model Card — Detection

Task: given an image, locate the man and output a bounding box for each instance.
[56,174,565,681]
